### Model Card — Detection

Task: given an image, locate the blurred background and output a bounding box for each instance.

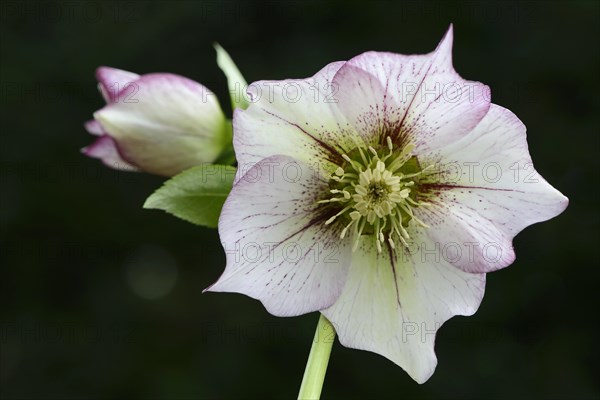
[1,0,598,399]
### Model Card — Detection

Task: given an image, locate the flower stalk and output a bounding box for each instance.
[298,314,336,400]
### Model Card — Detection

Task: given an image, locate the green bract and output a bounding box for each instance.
[215,43,250,110]
[144,164,236,228]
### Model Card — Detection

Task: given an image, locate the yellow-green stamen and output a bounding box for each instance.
[321,137,432,252]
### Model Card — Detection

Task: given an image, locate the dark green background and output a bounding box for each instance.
[1,0,598,399]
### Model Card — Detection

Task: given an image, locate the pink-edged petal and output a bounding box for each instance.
[96,66,140,103]
[94,73,227,177]
[234,61,358,175]
[206,155,352,317]
[84,119,104,136]
[415,104,568,273]
[81,134,139,172]
[332,25,490,152]
[322,235,485,383]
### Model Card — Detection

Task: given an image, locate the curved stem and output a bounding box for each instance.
[297,313,336,400]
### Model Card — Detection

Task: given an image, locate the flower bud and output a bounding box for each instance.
[82,66,230,177]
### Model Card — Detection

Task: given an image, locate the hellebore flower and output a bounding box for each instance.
[207,26,568,382]
[82,66,230,177]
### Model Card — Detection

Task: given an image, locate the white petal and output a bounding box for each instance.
[81,134,139,172]
[84,119,104,136]
[322,236,485,383]
[96,66,140,103]
[207,156,352,316]
[416,104,568,273]
[233,61,360,175]
[94,73,228,177]
[332,25,490,152]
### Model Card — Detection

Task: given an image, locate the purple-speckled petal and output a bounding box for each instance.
[233,61,361,175]
[332,25,490,153]
[322,235,485,383]
[413,104,568,273]
[206,155,352,316]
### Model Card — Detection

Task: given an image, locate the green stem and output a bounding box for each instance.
[298,314,336,400]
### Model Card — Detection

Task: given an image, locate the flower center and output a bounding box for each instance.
[320,137,432,252]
